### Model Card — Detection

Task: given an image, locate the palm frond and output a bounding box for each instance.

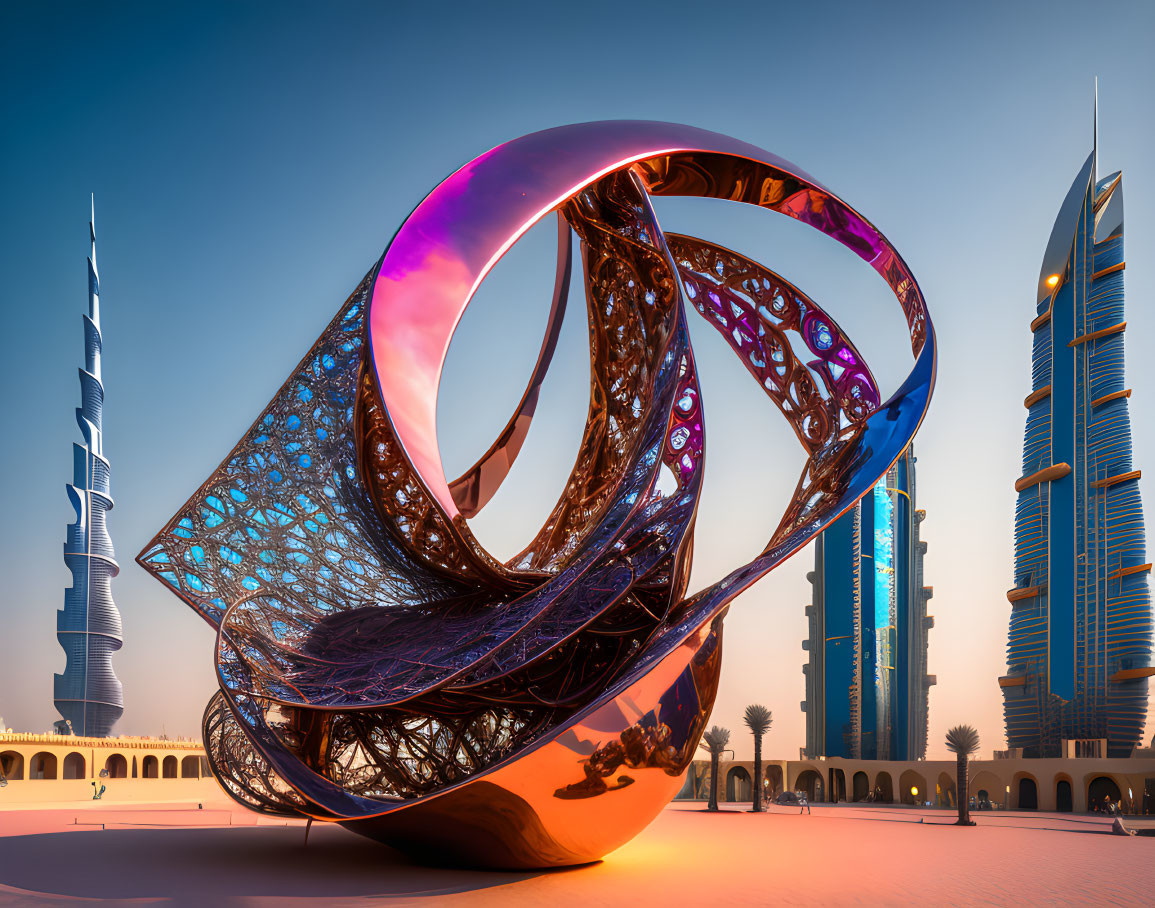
[699,725,731,755]
[944,724,980,755]
[743,704,773,736]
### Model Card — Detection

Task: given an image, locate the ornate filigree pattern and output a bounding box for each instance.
[669,233,878,451]
[136,274,453,628]
[515,172,686,570]
[139,122,934,869]
[202,692,306,818]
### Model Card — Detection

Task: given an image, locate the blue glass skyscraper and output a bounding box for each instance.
[802,447,934,760]
[54,201,124,737]
[1004,109,1153,757]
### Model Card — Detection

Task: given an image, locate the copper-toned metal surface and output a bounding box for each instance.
[138,122,935,868]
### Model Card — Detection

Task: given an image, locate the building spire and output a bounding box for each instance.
[1093,76,1099,179]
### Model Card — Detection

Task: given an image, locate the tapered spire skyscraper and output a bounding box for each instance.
[54,199,124,737]
[1003,95,1152,757]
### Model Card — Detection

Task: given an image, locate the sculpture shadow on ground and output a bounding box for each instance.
[0,824,563,904]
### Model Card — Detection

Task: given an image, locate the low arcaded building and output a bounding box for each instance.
[0,731,216,804]
[678,752,1155,814]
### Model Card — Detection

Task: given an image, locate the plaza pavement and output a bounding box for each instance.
[0,798,1152,905]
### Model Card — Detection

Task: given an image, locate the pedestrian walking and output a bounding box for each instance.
[800,793,811,815]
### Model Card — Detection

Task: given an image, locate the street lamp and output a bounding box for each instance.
[910,786,919,806]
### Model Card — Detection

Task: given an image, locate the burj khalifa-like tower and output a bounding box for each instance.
[54,200,124,737]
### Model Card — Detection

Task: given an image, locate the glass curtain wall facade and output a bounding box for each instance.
[1003,134,1153,757]
[802,446,934,760]
[54,202,124,737]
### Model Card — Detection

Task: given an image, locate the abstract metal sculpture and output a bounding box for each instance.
[139,122,934,867]
[56,198,124,737]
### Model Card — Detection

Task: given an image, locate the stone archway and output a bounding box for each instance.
[937,772,956,808]
[829,768,847,803]
[796,769,823,801]
[873,771,894,803]
[852,771,869,802]
[1055,776,1073,812]
[968,771,1004,810]
[726,766,752,802]
[181,755,201,779]
[899,769,928,805]
[1015,773,1038,810]
[62,752,86,780]
[0,751,24,781]
[105,753,128,778]
[142,755,159,779]
[163,756,178,778]
[763,764,783,799]
[1087,776,1122,813]
[30,752,57,780]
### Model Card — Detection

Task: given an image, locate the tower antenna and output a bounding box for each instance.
[1093,76,1099,177]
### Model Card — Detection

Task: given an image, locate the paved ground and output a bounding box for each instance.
[0,800,1152,906]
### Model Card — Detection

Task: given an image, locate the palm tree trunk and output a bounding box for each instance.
[708,752,720,811]
[752,734,763,812]
[956,753,971,825]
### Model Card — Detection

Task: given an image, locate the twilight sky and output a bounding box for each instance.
[1,0,1153,760]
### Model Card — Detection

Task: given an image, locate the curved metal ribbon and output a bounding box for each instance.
[138,121,935,869]
[447,212,574,518]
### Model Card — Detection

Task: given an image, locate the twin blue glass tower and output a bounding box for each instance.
[802,447,934,760]
[1003,100,1153,757]
[53,200,124,737]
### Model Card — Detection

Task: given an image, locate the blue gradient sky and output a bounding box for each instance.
[1,0,1153,759]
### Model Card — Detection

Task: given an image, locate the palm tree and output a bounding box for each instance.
[945,725,980,826]
[700,726,731,811]
[743,705,773,812]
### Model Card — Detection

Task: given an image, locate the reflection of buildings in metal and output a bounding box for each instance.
[803,447,934,761]
[1004,106,1153,757]
[137,122,935,868]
